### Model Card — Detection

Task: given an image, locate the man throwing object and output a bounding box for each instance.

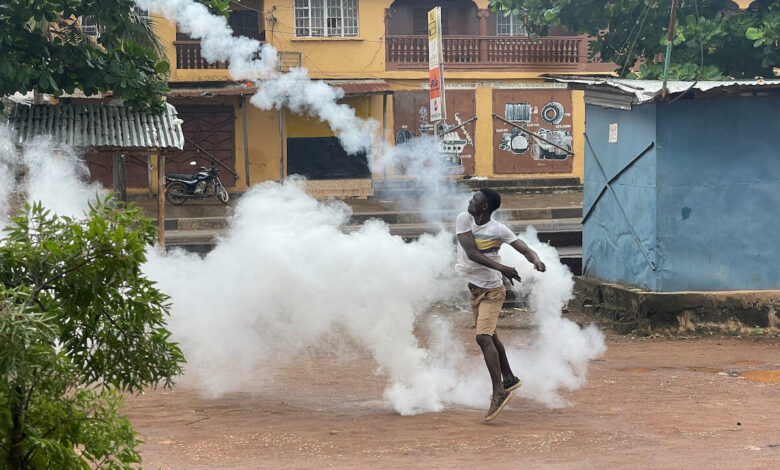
[455,188,546,422]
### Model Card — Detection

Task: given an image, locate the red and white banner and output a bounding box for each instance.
[428,7,445,123]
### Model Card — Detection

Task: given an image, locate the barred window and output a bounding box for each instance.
[295,0,359,38]
[496,13,527,37]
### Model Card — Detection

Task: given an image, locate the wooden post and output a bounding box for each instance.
[112,153,127,203]
[241,95,251,187]
[382,94,388,181]
[157,150,166,249]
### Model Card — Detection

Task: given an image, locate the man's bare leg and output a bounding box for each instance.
[476,334,505,399]
[492,333,515,381]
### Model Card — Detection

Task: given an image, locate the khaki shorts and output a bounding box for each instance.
[468,284,506,335]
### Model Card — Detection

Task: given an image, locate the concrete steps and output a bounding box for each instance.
[372,177,582,198]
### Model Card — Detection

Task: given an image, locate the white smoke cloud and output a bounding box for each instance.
[142,180,464,413]
[0,135,607,413]
[0,128,19,229]
[0,129,104,227]
[501,227,607,407]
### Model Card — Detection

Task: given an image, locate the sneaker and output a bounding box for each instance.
[503,376,522,392]
[484,390,513,422]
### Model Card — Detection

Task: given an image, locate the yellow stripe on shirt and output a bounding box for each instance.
[475,239,502,251]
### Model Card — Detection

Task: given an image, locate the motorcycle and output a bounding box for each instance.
[165,160,229,205]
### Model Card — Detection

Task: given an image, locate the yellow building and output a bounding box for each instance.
[154,0,612,197]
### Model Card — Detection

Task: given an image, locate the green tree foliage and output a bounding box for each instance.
[489,0,780,79]
[0,0,229,112]
[0,199,185,469]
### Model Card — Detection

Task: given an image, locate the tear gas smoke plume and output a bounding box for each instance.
[0,0,607,415]
[0,136,606,412]
[0,129,104,227]
[0,128,18,229]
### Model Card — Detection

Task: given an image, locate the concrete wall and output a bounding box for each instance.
[582,103,658,290]
[655,96,780,291]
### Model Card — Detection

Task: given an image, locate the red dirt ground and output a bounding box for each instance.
[125,311,780,469]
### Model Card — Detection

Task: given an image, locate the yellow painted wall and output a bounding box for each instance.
[154,2,590,184]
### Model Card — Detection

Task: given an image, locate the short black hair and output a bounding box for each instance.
[478,188,501,212]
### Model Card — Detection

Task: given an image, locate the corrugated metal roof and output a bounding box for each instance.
[548,76,780,106]
[3,102,184,149]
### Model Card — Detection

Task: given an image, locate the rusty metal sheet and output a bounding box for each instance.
[172,105,237,187]
[492,89,574,174]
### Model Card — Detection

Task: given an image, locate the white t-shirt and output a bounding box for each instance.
[454,212,518,288]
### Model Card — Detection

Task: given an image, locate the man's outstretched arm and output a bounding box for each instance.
[457,231,522,284]
[509,239,546,272]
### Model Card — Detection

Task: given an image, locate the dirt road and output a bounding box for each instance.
[125,311,780,469]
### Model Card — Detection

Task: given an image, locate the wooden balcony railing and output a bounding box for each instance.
[386,35,595,71]
[174,41,301,72]
[175,40,228,69]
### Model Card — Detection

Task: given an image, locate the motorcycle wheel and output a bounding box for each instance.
[216,183,230,204]
[166,182,188,205]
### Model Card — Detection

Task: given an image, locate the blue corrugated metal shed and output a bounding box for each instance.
[549,77,780,292]
[3,102,184,150]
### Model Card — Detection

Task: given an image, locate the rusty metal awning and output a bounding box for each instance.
[167,79,392,98]
[3,102,185,150]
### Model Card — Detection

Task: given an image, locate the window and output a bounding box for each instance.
[496,13,527,36]
[229,10,261,39]
[294,0,358,38]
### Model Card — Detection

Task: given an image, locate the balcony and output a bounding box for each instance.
[175,40,228,69]
[174,41,301,72]
[385,35,599,72]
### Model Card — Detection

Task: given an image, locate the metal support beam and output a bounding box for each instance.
[492,114,575,156]
[582,141,655,223]
[441,116,477,137]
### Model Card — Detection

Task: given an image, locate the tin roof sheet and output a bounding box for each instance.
[548,76,780,105]
[3,102,184,150]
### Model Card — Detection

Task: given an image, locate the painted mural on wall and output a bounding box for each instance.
[392,90,476,175]
[492,89,574,174]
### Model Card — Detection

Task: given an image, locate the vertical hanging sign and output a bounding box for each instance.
[428,7,446,123]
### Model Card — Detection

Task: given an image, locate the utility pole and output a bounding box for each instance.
[662,0,680,98]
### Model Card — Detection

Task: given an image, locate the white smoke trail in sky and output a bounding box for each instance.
[134,0,377,154]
